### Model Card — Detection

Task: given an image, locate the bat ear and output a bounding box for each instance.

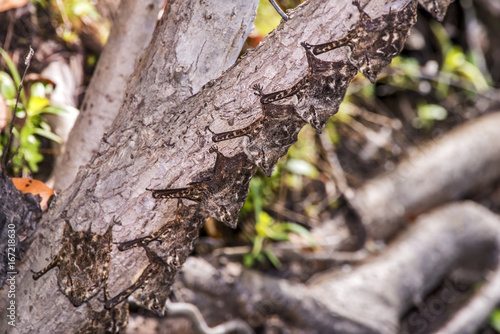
[63,219,74,236]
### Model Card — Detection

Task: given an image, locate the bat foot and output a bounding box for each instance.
[252,84,263,96]
[209,145,219,154]
[301,41,312,50]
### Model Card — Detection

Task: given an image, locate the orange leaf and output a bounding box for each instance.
[12,178,54,211]
[0,0,28,12]
[247,32,264,49]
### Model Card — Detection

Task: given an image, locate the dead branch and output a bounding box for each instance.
[352,111,500,239]
[176,201,500,334]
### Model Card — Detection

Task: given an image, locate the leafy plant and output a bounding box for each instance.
[243,175,315,268]
[413,103,448,129]
[378,22,490,99]
[50,0,109,46]
[0,48,76,175]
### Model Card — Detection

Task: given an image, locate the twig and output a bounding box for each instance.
[460,0,491,80]
[318,132,352,197]
[1,46,34,172]
[268,0,289,21]
[269,201,320,226]
[166,301,254,334]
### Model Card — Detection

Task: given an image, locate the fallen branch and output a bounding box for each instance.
[166,301,254,334]
[351,111,500,239]
[177,202,500,334]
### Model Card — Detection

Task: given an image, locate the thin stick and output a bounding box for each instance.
[269,0,289,21]
[1,46,34,171]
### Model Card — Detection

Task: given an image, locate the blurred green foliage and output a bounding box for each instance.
[0,48,77,175]
[385,23,490,99]
[255,0,283,36]
[242,174,315,267]
[31,0,109,46]
[490,309,500,332]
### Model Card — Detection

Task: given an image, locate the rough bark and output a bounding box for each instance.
[1,0,421,332]
[170,106,500,333]
[0,174,41,286]
[4,0,259,332]
[52,0,163,192]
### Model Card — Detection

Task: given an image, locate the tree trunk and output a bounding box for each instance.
[4,0,259,332]
[1,0,421,332]
[51,0,164,192]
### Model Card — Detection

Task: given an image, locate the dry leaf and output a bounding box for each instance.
[0,0,28,12]
[12,177,54,211]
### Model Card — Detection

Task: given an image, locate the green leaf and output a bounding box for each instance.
[255,211,274,236]
[24,150,43,172]
[251,235,265,257]
[264,249,281,268]
[0,48,25,106]
[250,177,264,217]
[0,71,16,99]
[42,105,79,117]
[284,222,316,248]
[32,127,62,143]
[18,137,43,173]
[489,309,500,331]
[243,254,255,267]
[27,96,50,115]
[0,49,21,88]
[20,125,34,143]
[267,228,289,241]
[30,82,47,98]
[72,1,100,19]
[418,104,448,121]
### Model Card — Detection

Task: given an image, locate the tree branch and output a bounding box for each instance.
[52,0,164,192]
[176,202,500,333]
[3,0,420,332]
[5,0,259,332]
[352,111,500,239]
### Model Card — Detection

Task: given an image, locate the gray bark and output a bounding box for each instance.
[52,0,163,192]
[4,0,259,332]
[1,0,423,332]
